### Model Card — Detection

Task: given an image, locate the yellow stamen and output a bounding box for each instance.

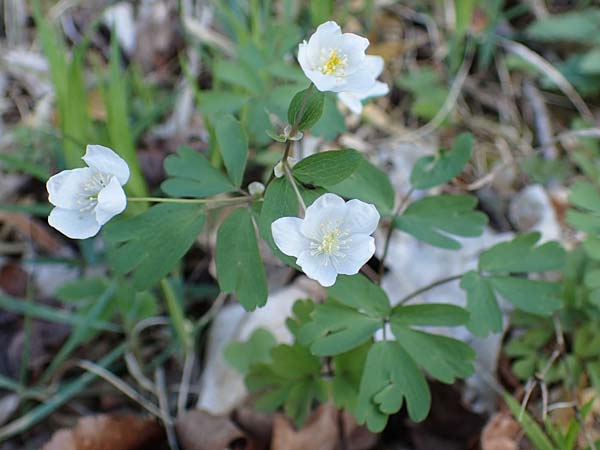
[320,49,347,75]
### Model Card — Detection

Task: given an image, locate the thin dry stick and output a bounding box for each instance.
[155,367,180,450]
[124,351,157,395]
[177,351,196,416]
[501,39,594,122]
[76,360,163,419]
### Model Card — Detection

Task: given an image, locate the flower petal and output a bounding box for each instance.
[363,80,389,99]
[47,168,93,209]
[339,54,381,92]
[338,92,364,114]
[339,32,369,68]
[48,207,101,239]
[301,193,347,240]
[96,176,127,225]
[82,145,130,185]
[334,234,375,275]
[343,199,380,235]
[297,251,338,287]
[272,217,309,258]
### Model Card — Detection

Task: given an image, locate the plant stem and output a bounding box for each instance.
[378,187,414,282]
[160,279,191,351]
[396,274,464,305]
[128,196,248,205]
[284,163,306,214]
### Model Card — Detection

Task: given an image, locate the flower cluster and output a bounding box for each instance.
[298,21,388,114]
[47,145,129,239]
[272,193,380,287]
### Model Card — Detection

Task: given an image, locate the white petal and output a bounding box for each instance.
[364,55,384,78]
[338,92,364,114]
[334,234,375,275]
[363,80,389,99]
[308,21,342,55]
[339,33,369,68]
[47,168,93,209]
[297,251,338,287]
[301,193,347,239]
[95,176,127,225]
[343,199,380,234]
[306,70,339,92]
[48,207,101,239]
[82,145,130,185]
[340,55,381,92]
[272,217,309,257]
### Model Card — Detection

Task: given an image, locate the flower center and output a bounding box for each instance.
[310,221,350,259]
[319,48,348,76]
[78,171,111,212]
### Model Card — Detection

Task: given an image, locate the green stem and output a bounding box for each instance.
[284,163,306,214]
[396,274,464,306]
[160,279,191,351]
[128,196,249,205]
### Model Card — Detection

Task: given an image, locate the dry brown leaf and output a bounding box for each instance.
[270,404,376,450]
[42,414,164,450]
[176,409,247,450]
[481,411,520,450]
[0,212,64,253]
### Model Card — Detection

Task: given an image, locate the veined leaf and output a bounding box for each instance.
[287,87,325,130]
[104,204,205,289]
[460,271,503,336]
[390,303,469,327]
[326,274,391,317]
[293,149,362,187]
[395,195,487,249]
[410,133,473,189]
[216,208,268,310]
[161,146,234,197]
[215,115,248,187]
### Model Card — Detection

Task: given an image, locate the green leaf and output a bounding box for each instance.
[214,59,264,95]
[298,300,381,356]
[460,271,503,336]
[505,395,556,450]
[216,208,268,310]
[390,325,475,384]
[161,147,234,198]
[287,87,325,130]
[326,274,391,317]
[567,181,600,233]
[56,278,109,303]
[390,303,469,327]
[215,115,248,187]
[478,233,565,273]
[395,195,487,249]
[104,204,205,290]
[331,343,370,411]
[487,276,562,315]
[224,328,277,374]
[246,343,325,426]
[525,10,600,45]
[326,157,395,212]
[198,90,250,115]
[410,133,473,189]
[286,299,316,339]
[356,342,430,432]
[293,149,362,186]
[311,94,347,140]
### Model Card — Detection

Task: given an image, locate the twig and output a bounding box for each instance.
[155,367,180,450]
[284,163,307,214]
[523,79,558,160]
[396,274,464,305]
[76,360,163,419]
[177,351,195,416]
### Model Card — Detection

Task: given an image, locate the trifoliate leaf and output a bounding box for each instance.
[478,232,565,273]
[216,208,268,310]
[390,303,469,327]
[285,299,316,339]
[326,274,391,317]
[161,146,234,198]
[293,149,362,186]
[356,342,430,432]
[245,343,325,426]
[299,300,381,356]
[224,328,277,374]
[390,325,475,384]
[460,271,503,336]
[287,87,325,130]
[104,204,205,290]
[395,195,487,249]
[325,157,395,212]
[410,133,473,189]
[330,342,371,411]
[215,115,248,187]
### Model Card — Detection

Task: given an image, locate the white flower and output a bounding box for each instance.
[47,145,130,239]
[298,21,380,93]
[337,55,389,114]
[271,193,380,287]
[274,156,299,178]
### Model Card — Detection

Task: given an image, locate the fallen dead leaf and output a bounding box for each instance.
[0,262,28,297]
[0,212,64,254]
[42,414,165,450]
[176,409,248,450]
[271,404,376,450]
[481,411,520,450]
